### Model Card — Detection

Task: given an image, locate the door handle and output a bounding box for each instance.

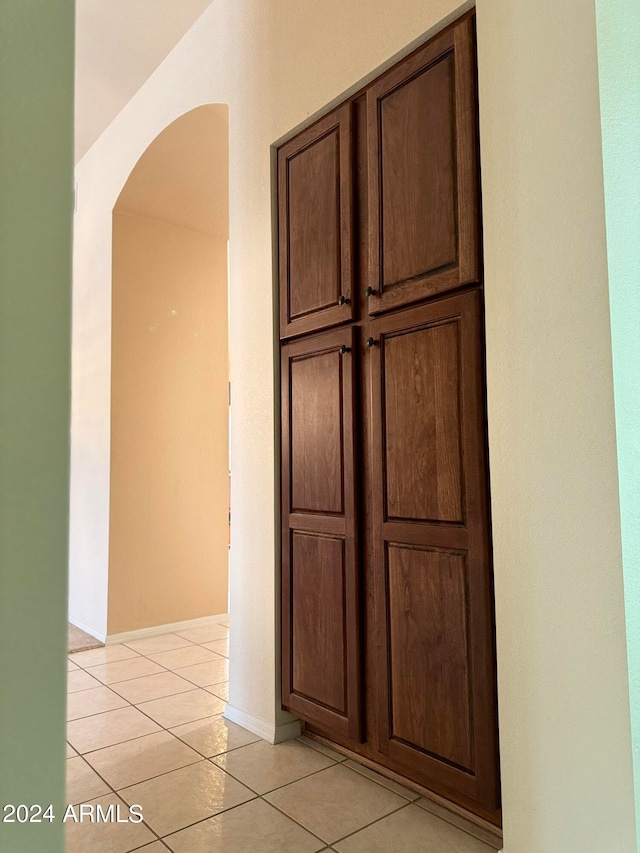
[365,337,378,348]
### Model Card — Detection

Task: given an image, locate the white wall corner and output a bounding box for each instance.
[224,704,301,744]
[68,614,106,644]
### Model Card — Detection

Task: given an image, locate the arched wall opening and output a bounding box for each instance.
[108,104,230,635]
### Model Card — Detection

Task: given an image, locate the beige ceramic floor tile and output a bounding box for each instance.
[123,633,195,655]
[68,658,80,671]
[137,689,225,728]
[137,844,170,851]
[147,645,219,670]
[342,760,420,800]
[202,638,228,657]
[333,803,496,853]
[109,671,196,705]
[67,706,162,754]
[67,669,103,693]
[67,685,130,721]
[263,764,406,844]
[174,657,228,687]
[175,624,229,644]
[84,730,202,790]
[66,756,110,805]
[119,760,255,837]
[297,736,348,763]
[65,793,156,853]
[164,797,324,853]
[85,656,167,685]
[67,743,78,758]
[70,644,140,668]
[213,738,334,795]
[205,682,229,702]
[169,714,260,758]
[415,799,502,850]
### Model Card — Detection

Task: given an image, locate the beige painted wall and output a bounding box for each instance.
[108,212,229,633]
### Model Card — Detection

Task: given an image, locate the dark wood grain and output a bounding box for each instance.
[288,129,341,319]
[281,326,363,741]
[278,103,354,339]
[370,290,499,808]
[366,17,480,314]
[292,532,346,713]
[387,544,472,770]
[380,52,457,286]
[290,348,344,514]
[278,9,499,823]
[384,318,463,523]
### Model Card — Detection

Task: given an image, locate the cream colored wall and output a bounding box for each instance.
[108,212,229,634]
[70,1,637,849]
[477,2,636,849]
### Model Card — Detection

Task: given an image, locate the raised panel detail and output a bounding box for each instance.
[291,350,344,514]
[387,544,472,770]
[384,319,463,523]
[279,103,354,339]
[288,130,341,319]
[380,54,457,287]
[367,17,481,315]
[292,533,346,713]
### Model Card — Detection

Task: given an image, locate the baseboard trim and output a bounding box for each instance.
[106,613,229,646]
[224,704,301,744]
[68,615,106,644]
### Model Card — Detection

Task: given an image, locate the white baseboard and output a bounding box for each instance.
[68,614,106,644]
[106,613,229,646]
[224,704,301,744]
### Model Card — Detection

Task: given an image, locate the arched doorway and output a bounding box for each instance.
[108,104,230,636]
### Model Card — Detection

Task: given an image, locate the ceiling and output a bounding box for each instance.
[75,0,214,162]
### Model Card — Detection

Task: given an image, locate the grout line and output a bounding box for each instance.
[325,801,412,846]
[258,794,337,846]
[167,723,255,759]
[66,703,133,725]
[107,683,197,703]
[116,756,211,796]
[209,750,341,799]
[69,755,165,846]
[158,795,261,847]
[67,626,497,852]
[67,625,485,851]
[413,798,502,849]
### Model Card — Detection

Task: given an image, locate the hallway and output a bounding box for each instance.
[66,616,500,851]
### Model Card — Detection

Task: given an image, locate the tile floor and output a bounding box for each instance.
[66,615,501,852]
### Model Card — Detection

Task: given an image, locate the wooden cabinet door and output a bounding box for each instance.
[369,289,500,808]
[366,15,480,315]
[281,327,363,740]
[278,104,355,339]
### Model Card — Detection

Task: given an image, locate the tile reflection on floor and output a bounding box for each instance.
[66,615,501,852]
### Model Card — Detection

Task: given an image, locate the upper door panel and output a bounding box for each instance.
[278,103,355,339]
[366,15,480,315]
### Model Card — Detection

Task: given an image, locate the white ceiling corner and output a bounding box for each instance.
[74,0,215,162]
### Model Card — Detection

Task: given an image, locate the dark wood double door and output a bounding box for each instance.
[278,12,500,823]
